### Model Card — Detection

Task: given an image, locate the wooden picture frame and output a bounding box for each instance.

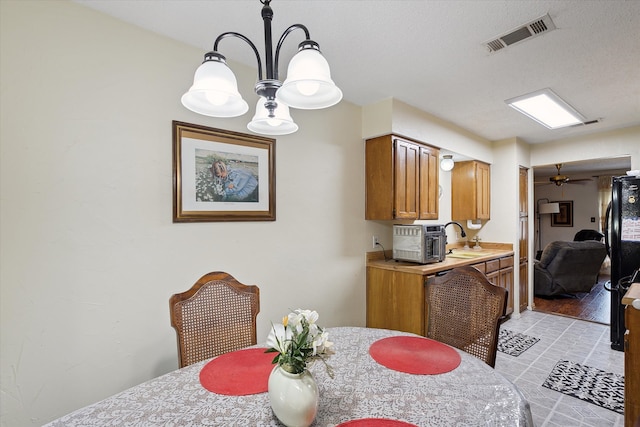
[551,201,573,227]
[172,121,275,222]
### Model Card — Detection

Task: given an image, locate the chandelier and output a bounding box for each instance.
[181,0,343,136]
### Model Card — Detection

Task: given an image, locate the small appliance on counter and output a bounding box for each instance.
[392,224,447,264]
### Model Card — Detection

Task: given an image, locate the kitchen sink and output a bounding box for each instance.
[447,252,485,259]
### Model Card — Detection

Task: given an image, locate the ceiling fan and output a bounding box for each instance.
[536,163,593,186]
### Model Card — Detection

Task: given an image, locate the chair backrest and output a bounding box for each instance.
[573,229,604,242]
[169,271,260,368]
[425,266,507,368]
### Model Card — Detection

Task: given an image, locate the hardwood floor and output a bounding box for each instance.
[533,274,611,324]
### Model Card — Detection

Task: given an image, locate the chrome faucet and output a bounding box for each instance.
[444,221,467,239]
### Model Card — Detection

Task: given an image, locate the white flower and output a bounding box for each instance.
[308,323,319,339]
[287,309,319,334]
[312,330,333,355]
[299,309,319,325]
[266,323,292,354]
[266,308,333,376]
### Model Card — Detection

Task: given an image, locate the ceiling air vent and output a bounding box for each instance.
[484,14,556,53]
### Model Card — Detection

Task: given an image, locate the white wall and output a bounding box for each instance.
[530,126,640,251]
[483,138,524,311]
[535,180,600,248]
[530,126,640,171]
[0,2,365,425]
[2,2,640,426]
[483,138,520,244]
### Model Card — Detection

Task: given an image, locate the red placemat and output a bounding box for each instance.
[336,419,418,427]
[369,336,461,375]
[199,347,274,395]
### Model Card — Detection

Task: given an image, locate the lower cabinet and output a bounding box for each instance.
[500,257,514,315]
[624,286,640,427]
[483,256,514,315]
[519,260,528,312]
[366,267,428,336]
[366,254,515,335]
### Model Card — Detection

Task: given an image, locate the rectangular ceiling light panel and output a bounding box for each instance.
[505,88,586,129]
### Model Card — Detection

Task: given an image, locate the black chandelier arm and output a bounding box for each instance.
[274,24,312,81]
[213,32,264,81]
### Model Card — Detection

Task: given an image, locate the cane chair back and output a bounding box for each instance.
[425,266,507,367]
[169,272,260,368]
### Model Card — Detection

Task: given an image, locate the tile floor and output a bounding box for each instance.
[495,310,625,427]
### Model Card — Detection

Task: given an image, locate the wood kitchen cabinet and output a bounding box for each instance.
[366,267,428,336]
[451,160,490,221]
[623,283,640,427]
[365,134,439,220]
[519,167,529,312]
[366,248,514,335]
[499,257,515,315]
[485,256,514,315]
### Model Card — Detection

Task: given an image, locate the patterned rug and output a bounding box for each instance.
[542,360,624,414]
[497,329,540,356]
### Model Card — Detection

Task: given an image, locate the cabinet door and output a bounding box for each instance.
[477,162,491,219]
[365,136,394,220]
[486,270,499,285]
[519,260,528,312]
[366,267,425,335]
[418,145,439,219]
[519,167,529,312]
[625,307,640,425]
[500,266,514,315]
[394,139,419,219]
[451,160,490,221]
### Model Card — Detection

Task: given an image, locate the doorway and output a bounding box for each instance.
[531,157,630,324]
[533,274,610,324]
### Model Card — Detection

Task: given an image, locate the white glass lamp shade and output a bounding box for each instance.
[277,47,342,110]
[539,202,560,214]
[247,98,298,135]
[181,59,248,117]
[440,155,454,171]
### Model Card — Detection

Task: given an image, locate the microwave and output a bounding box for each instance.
[392,224,447,264]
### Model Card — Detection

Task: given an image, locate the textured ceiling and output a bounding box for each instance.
[74,0,639,178]
[533,156,632,180]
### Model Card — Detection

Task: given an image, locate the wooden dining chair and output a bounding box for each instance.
[169,271,260,368]
[425,266,507,368]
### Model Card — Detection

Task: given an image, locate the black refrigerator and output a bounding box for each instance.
[605,175,640,351]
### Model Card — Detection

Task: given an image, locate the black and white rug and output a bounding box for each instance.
[497,329,540,356]
[542,360,624,414]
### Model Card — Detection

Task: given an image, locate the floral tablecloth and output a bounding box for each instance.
[44,327,533,426]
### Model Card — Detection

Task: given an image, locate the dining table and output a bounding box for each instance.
[44,326,533,426]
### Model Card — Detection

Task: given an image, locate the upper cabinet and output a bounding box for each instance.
[365,135,439,220]
[451,160,491,221]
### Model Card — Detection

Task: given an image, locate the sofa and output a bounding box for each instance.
[573,229,604,242]
[534,240,607,297]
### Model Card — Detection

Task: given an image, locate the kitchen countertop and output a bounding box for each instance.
[622,283,640,306]
[367,243,514,276]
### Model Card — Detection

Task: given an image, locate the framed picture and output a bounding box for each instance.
[172,121,275,222]
[551,201,573,227]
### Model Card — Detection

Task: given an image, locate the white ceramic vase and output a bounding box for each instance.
[268,365,319,427]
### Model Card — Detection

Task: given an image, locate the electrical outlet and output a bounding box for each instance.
[372,236,380,248]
